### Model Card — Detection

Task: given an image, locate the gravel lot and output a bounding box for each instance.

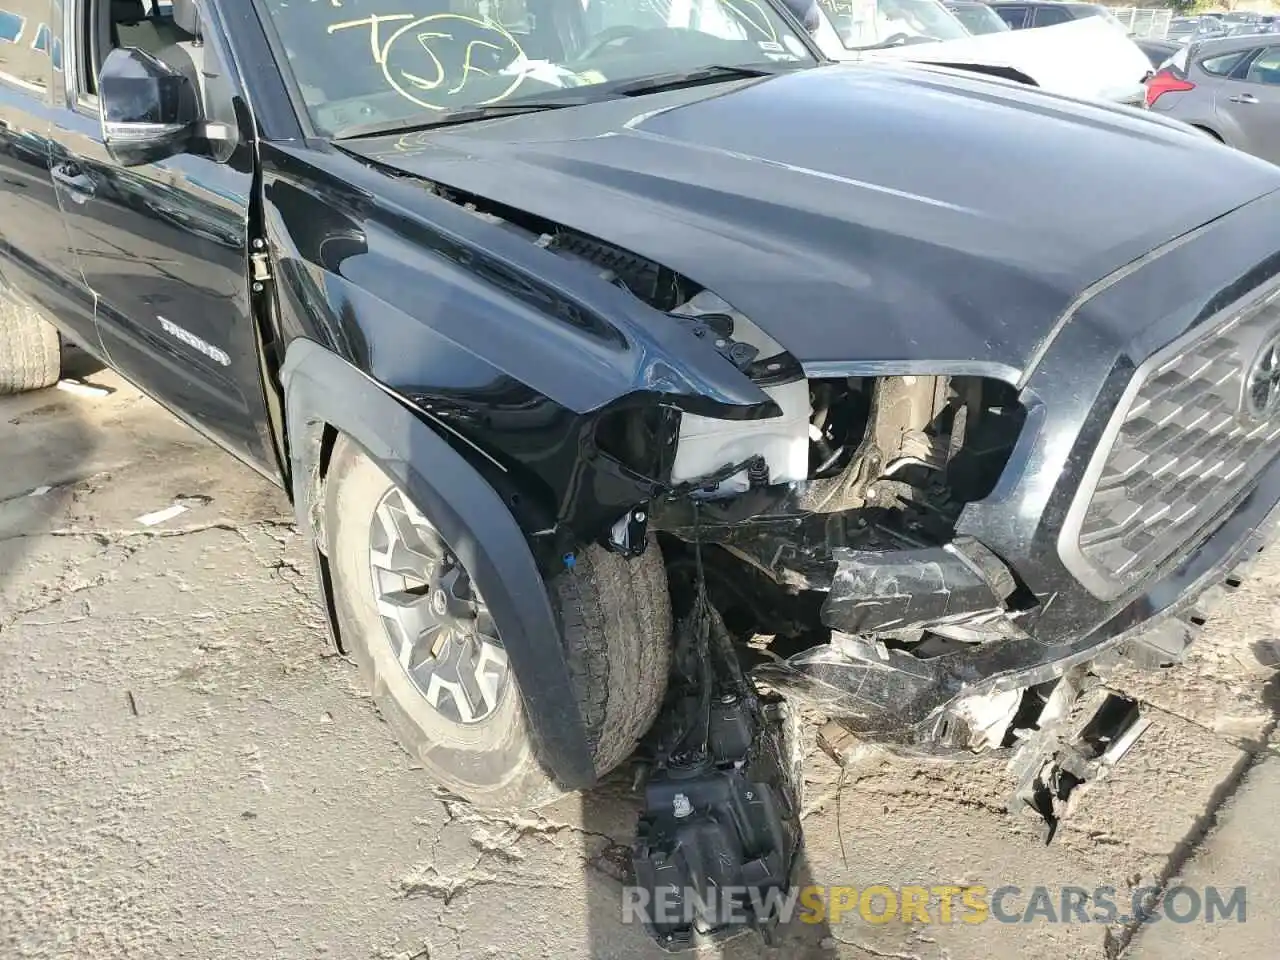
[3,356,1278,959]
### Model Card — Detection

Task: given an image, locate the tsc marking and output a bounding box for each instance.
[327,12,527,111]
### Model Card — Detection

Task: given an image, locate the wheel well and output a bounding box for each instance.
[1191,124,1224,143]
[316,421,340,486]
[279,339,598,788]
[304,420,343,651]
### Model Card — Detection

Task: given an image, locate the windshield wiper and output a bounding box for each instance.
[331,100,590,141]
[856,35,941,51]
[331,64,798,139]
[600,64,791,98]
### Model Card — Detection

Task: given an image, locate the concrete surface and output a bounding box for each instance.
[2,358,1278,960]
[1127,737,1280,960]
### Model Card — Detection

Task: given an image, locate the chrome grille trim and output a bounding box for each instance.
[1060,278,1280,600]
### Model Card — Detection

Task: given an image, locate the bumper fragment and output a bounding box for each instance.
[753,498,1280,748]
[821,536,1019,636]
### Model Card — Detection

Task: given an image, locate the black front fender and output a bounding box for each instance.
[280,338,597,790]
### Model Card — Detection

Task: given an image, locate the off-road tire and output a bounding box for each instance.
[325,435,671,808]
[0,295,60,395]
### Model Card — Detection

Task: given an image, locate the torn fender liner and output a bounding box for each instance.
[821,536,1018,636]
[633,587,800,950]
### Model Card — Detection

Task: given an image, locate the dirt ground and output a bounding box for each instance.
[3,356,1278,960]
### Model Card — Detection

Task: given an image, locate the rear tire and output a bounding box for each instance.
[325,434,671,808]
[0,294,60,395]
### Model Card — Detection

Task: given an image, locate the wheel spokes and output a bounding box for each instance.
[377,588,437,643]
[370,493,445,579]
[367,486,511,725]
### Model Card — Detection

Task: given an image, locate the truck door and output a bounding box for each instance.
[0,0,99,353]
[48,0,278,474]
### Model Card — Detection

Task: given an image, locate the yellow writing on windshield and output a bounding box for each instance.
[328,12,526,110]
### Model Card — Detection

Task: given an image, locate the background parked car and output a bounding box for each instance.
[943,0,1011,34]
[814,0,1152,103]
[1135,36,1181,69]
[986,0,1127,31]
[1167,16,1228,44]
[1225,21,1270,38]
[1166,17,1200,43]
[1145,36,1280,165]
[1222,11,1263,28]
[818,0,973,48]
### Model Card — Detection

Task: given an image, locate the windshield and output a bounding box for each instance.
[947,3,1009,34]
[257,0,817,135]
[816,0,969,50]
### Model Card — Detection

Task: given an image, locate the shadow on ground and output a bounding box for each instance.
[0,342,103,633]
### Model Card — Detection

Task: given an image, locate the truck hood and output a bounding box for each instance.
[340,63,1280,379]
[820,17,1153,103]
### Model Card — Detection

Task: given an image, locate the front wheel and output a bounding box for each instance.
[324,435,672,808]
[0,293,60,395]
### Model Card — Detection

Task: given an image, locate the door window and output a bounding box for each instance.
[76,0,194,100]
[994,5,1027,28]
[1031,5,1070,26]
[1200,50,1248,77]
[1245,46,1280,84]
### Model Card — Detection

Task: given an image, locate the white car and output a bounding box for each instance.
[808,0,1154,106]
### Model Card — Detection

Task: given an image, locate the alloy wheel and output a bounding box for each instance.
[367,488,510,724]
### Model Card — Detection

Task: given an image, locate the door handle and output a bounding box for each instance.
[51,161,96,202]
[1228,94,1259,104]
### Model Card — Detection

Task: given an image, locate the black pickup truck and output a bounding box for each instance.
[3,0,1280,945]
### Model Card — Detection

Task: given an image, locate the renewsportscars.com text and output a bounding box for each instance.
[621,884,1248,927]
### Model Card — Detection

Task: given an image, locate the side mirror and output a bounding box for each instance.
[99,47,200,167]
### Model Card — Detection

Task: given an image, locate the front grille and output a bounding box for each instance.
[1067,282,1280,597]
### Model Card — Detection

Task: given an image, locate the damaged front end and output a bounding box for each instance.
[591,289,1057,946]
[635,301,1037,748]
[348,179,1279,947]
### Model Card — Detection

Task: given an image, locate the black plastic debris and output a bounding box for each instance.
[632,534,801,951]
[1006,669,1151,843]
[822,536,1018,636]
